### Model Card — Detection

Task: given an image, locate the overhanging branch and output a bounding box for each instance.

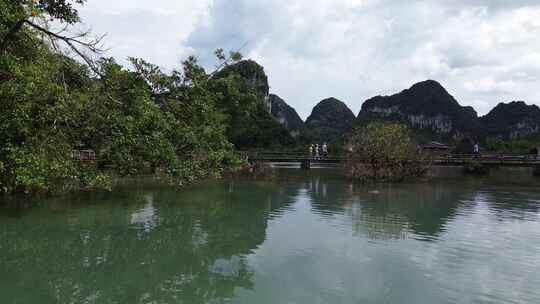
[24,19,106,75]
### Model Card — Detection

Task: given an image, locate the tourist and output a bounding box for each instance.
[309,144,313,158]
[322,142,328,157]
[315,144,320,160]
[473,143,480,158]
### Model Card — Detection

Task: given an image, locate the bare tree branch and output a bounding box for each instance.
[24,19,106,75]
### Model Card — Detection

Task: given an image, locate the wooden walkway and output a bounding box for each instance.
[71,149,540,170]
[432,154,540,167]
[241,151,540,169]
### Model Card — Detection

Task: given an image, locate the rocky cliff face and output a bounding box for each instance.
[213,60,295,147]
[219,60,269,97]
[481,101,540,140]
[358,80,480,142]
[306,97,356,143]
[268,94,305,138]
[217,60,272,110]
[217,60,308,140]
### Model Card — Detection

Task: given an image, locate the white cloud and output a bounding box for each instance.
[78,0,540,118]
[77,0,211,67]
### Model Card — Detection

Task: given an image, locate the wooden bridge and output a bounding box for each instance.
[240,151,345,169]
[241,151,540,170]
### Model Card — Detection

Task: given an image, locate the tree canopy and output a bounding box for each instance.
[345,122,430,182]
[0,0,290,194]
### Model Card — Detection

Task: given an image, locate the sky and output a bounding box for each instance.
[77,0,540,119]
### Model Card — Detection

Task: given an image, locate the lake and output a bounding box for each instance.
[1,169,540,303]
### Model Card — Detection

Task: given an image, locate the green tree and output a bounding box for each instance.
[0,0,284,195]
[485,138,538,154]
[0,35,107,193]
[212,60,295,149]
[345,122,430,182]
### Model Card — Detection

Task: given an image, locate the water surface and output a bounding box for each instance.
[1,170,540,303]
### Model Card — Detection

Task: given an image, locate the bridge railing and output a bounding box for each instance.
[436,154,540,162]
[239,151,347,160]
[239,151,540,164]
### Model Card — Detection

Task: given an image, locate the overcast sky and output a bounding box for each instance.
[77,0,540,119]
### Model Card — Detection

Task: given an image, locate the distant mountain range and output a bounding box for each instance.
[357,80,480,142]
[227,60,540,146]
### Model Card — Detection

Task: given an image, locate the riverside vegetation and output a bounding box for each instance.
[2,1,540,195]
[0,0,296,194]
[345,122,431,182]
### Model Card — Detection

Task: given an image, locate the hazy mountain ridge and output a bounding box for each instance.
[305,98,356,143]
[357,80,481,142]
[226,60,540,146]
[357,80,540,144]
[268,94,305,138]
[480,101,540,140]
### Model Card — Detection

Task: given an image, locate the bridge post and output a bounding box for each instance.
[301,159,311,170]
[533,165,540,177]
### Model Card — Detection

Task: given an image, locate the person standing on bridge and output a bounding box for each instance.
[473,142,480,159]
[315,144,320,160]
[309,144,314,159]
[473,143,480,155]
[322,142,328,158]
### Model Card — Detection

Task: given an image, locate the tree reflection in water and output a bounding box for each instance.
[2,171,540,303]
[303,170,540,241]
[0,181,293,303]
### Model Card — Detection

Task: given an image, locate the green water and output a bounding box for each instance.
[1,170,540,304]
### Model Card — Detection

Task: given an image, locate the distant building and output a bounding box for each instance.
[422,141,451,154]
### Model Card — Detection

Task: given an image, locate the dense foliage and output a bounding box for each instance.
[485,138,539,154]
[463,160,489,175]
[213,60,295,149]
[1,0,283,194]
[345,122,430,182]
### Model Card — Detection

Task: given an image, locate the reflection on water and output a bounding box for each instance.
[1,170,540,303]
